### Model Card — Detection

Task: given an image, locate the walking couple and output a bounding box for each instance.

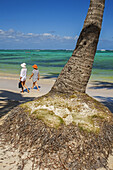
[20,63,40,93]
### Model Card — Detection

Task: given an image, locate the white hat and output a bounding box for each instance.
[21,63,26,68]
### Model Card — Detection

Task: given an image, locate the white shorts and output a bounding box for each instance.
[21,77,26,82]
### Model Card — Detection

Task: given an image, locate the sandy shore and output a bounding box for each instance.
[0,73,113,170]
[0,74,55,118]
[0,73,113,116]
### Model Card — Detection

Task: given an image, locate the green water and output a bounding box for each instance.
[0,49,113,81]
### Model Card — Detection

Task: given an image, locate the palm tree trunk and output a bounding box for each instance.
[51,0,105,93]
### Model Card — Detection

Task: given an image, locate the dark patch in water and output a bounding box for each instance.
[0,61,65,67]
[0,57,27,60]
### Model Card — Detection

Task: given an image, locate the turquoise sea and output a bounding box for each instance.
[0,49,113,82]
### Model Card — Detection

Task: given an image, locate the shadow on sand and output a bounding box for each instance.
[1,81,113,119]
[42,73,59,79]
[89,81,113,90]
[88,81,113,113]
[0,90,34,118]
[93,96,113,114]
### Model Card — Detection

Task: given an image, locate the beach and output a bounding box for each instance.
[0,49,113,169]
[0,73,113,170]
[0,73,113,117]
[0,73,55,118]
[0,49,113,116]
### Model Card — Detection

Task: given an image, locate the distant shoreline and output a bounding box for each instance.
[0,49,113,51]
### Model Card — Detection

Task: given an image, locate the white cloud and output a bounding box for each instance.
[27,33,34,36]
[8,29,15,33]
[0,28,78,49]
[42,33,52,36]
[0,29,5,35]
[63,36,73,40]
[0,28,77,40]
[74,35,79,40]
[7,35,15,39]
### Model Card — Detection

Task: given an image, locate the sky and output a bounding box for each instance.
[0,0,113,50]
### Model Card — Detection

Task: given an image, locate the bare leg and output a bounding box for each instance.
[21,81,24,93]
[35,81,39,91]
[31,82,35,89]
[23,81,29,93]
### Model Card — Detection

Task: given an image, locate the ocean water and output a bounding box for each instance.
[0,49,113,81]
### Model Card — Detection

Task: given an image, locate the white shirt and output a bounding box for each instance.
[20,68,27,81]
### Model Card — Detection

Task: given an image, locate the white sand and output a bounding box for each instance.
[0,73,55,99]
[0,74,113,170]
[0,73,113,113]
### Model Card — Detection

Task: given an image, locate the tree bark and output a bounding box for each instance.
[51,0,105,93]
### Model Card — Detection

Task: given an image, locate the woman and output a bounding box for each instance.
[29,64,40,91]
[20,63,29,93]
